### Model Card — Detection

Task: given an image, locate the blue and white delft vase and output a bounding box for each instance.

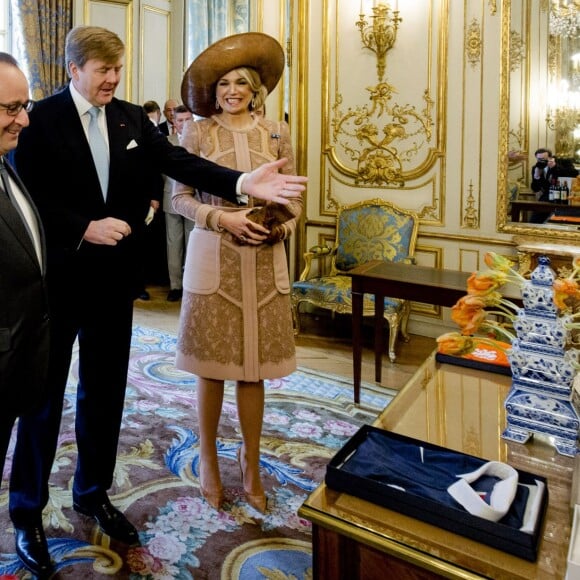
[502,256,580,457]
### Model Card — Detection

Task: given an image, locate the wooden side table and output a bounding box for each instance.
[299,352,576,579]
[349,261,470,403]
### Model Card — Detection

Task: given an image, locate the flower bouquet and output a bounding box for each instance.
[437,251,580,456]
[435,252,526,375]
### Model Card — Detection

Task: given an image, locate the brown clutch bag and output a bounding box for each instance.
[246,203,296,228]
[246,203,296,244]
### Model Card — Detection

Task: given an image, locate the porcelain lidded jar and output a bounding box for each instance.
[502,256,580,457]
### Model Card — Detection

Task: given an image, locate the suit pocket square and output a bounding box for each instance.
[126,139,138,150]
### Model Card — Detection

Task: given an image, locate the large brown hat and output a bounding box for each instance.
[181,32,285,118]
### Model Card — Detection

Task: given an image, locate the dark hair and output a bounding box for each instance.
[65,26,124,76]
[534,148,552,157]
[0,52,19,67]
[173,105,189,115]
[143,100,161,114]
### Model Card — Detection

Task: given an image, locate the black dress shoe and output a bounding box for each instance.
[167,288,183,302]
[137,290,151,301]
[73,501,140,546]
[14,525,53,577]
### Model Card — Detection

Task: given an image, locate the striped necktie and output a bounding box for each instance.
[87,106,109,199]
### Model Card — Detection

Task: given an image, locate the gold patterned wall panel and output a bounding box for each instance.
[320,0,447,220]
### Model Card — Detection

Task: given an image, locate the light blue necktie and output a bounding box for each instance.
[87,106,109,199]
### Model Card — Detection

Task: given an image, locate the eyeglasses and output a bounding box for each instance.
[0,100,34,116]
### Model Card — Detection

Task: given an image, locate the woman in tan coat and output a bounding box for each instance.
[172,33,303,513]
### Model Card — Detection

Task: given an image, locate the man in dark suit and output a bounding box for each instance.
[0,53,51,576]
[10,25,305,576]
[158,98,178,136]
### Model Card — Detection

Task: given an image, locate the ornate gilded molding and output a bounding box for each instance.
[489,0,497,16]
[324,1,446,189]
[330,83,434,186]
[466,19,482,69]
[509,30,525,72]
[462,181,479,229]
[355,4,402,82]
[548,34,561,79]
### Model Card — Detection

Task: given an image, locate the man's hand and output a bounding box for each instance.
[84,217,132,246]
[242,158,307,204]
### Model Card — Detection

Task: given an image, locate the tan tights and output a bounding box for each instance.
[196,377,265,495]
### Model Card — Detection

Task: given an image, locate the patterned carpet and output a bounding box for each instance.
[0,326,393,579]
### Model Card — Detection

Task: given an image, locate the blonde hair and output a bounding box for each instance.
[65,26,125,76]
[225,67,268,112]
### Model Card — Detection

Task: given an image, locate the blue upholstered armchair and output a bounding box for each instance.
[291,198,419,362]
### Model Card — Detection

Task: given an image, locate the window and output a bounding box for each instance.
[0,0,8,52]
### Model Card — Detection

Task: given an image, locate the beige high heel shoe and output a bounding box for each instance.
[237,446,267,513]
[199,464,224,510]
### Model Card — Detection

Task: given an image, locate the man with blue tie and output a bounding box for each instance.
[10,25,306,576]
[0,53,51,576]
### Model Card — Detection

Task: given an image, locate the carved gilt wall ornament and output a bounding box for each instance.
[466,19,482,69]
[548,35,561,79]
[489,0,497,16]
[324,2,424,187]
[462,180,479,229]
[355,4,402,82]
[331,82,434,186]
[509,30,526,72]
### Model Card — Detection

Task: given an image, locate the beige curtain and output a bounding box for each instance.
[12,0,72,99]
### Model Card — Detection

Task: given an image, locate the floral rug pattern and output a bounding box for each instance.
[0,326,392,579]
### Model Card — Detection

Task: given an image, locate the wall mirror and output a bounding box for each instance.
[498,0,580,241]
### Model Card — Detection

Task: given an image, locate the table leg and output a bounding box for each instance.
[352,286,363,404]
[374,293,384,383]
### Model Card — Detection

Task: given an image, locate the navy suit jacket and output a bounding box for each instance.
[0,161,49,414]
[14,86,241,296]
[158,120,170,136]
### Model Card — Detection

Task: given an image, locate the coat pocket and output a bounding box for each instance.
[272,242,290,294]
[183,229,220,294]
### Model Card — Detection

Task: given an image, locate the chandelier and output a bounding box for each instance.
[550,1,580,38]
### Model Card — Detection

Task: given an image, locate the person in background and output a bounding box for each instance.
[143,100,161,126]
[136,100,166,301]
[529,148,554,223]
[172,32,303,514]
[164,104,194,302]
[530,148,552,202]
[0,53,51,577]
[158,98,178,136]
[9,25,305,576]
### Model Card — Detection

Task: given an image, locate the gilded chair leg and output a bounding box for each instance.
[385,313,399,363]
[400,302,412,342]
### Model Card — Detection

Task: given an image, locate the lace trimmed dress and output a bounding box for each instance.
[172,115,302,382]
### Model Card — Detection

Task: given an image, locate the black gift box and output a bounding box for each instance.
[325,425,548,561]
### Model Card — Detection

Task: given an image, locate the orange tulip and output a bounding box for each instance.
[461,309,488,336]
[484,252,515,273]
[451,296,484,329]
[554,278,580,311]
[467,270,507,295]
[436,333,475,356]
